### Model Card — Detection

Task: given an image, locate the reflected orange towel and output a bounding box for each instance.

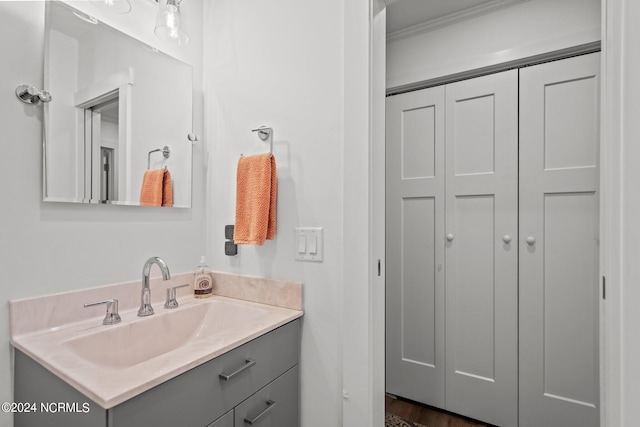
[234,154,277,245]
[162,169,173,207]
[140,169,173,207]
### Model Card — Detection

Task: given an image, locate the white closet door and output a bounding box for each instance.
[385,86,446,407]
[519,53,600,427]
[444,70,519,427]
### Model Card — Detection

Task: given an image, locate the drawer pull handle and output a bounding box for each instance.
[219,358,256,381]
[244,400,277,425]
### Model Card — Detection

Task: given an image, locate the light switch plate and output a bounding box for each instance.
[294,227,323,262]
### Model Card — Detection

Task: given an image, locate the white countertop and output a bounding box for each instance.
[9,272,303,409]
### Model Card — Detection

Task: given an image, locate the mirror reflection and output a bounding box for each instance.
[44,1,193,207]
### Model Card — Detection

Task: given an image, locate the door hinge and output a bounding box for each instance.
[602,276,606,300]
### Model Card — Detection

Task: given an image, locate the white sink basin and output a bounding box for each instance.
[64,299,268,369]
[11,295,302,408]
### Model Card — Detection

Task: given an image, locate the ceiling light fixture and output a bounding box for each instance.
[154,0,190,46]
[89,0,132,15]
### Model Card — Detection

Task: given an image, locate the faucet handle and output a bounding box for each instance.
[165,284,190,309]
[84,298,122,325]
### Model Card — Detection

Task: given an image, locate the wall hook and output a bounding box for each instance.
[16,85,52,105]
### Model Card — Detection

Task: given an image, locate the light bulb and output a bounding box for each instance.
[154,0,190,45]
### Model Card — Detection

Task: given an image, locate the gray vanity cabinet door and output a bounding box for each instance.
[14,350,107,427]
[234,366,299,427]
[208,410,234,427]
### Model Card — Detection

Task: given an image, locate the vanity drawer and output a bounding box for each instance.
[234,365,299,427]
[109,319,300,427]
[207,409,234,427]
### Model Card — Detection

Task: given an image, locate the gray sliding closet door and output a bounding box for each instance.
[444,70,519,427]
[385,86,446,408]
[386,53,600,427]
[519,52,600,427]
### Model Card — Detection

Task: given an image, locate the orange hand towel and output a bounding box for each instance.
[234,154,277,245]
[162,169,173,207]
[139,169,173,207]
[140,169,164,206]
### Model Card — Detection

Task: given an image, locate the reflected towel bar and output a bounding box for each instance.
[148,146,170,169]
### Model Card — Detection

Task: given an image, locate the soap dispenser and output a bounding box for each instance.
[194,256,213,298]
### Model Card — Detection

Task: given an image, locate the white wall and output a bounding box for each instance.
[387,0,601,89]
[0,2,204,426]
[203,1,346,425]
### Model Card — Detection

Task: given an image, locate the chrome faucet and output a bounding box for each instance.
[138,256,171,317]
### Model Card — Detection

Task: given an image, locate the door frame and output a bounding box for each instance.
[598,0,622,426]
[367,2,623,427]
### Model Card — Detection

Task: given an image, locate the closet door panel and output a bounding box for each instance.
[450,195,496,381]
[543,76,599,169]
[386,86,446,407]
[445,70,518,427]
[401,106,436,179]
[452,94,496,175]
[519,52,600,427]
[401,197,437,366]
[543,192,598,404]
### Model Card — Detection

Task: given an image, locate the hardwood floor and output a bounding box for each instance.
[385,395,491,427]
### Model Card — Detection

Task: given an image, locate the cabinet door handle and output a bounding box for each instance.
[244,400,277,425]
[219,358,256,381]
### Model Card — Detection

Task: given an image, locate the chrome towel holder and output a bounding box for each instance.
[251,125,274,155]
[148,146,170,169]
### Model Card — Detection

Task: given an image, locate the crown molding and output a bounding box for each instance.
[387,0,531,42]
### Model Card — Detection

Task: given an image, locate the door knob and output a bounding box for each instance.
[446,234,454,242]
[526,236,536,245]
[502,235,512,243]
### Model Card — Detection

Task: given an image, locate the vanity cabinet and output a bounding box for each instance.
[14,319,300,427]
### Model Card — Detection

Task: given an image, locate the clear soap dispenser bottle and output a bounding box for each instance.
[194,256,213,298]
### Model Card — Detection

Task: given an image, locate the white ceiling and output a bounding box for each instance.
[386,0,499,34]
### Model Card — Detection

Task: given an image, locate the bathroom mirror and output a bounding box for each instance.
[43,1,193,207]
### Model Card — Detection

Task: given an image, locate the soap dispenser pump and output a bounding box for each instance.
[194,256,213,298]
